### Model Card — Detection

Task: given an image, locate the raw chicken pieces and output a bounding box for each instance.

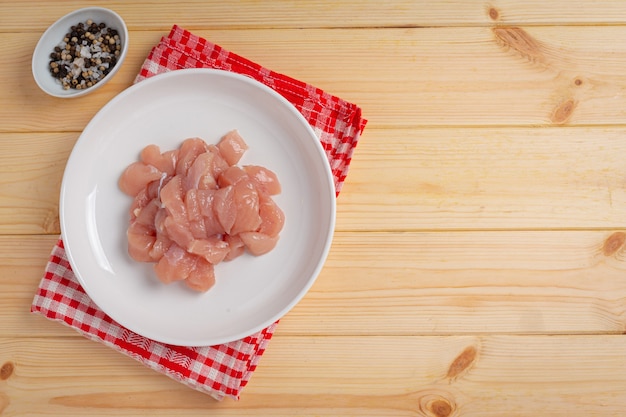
[119,130,284,292]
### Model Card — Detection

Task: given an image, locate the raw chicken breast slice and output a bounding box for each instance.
[217,165,248,188]
[134,198,160,229]
[206,145,230,178]
[153,206,168,234]
[213,185,236,234]
[189,219,211,239]
[140,145,177,177]
[129,188,149,220]
[159,175,187,222]
[189,219,208,240]
[163,215,194,249]
[146,178,163,200]
[196,189,216,216]
[183,151,217,192]
[119,162,163,197]
[176,138,208,176]
[127,219,155,236]
[223,234,245,261]
[149,231,172,261]
[243,165,281,195]
[185,189,210,238]
[130,178,164,219]
[239,232,280,256]
[196,189,224,236]
[257,194,285,237]
[217,130,248,166]
[185,189,202,222]
[127,227,156,262]
[184,257,216,292]
[188,237,230,264]
[163,150,179,175]
[230,180,262,236]
[153,243,197,284]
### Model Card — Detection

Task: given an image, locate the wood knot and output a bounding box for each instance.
[551,98,577,124]
[488,6,499,20]
[492,26,545,64]
[574,77,583,86]
[603,232,626,256]
[0,362,14,380]
[418,392,457,417]
[447,345,478,380]
[429,399,453,417]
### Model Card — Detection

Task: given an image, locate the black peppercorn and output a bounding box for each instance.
[47,18,122,91]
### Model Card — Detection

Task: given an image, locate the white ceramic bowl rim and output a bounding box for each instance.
[32,7,129,98]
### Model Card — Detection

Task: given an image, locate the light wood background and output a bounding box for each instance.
[2,1,626,415]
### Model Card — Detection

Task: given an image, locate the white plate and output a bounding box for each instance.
[60,68,336,346]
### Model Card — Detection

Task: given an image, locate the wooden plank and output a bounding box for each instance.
[0,133,74,234]
[280,229,626,335]
[6,231,626,338]
[2,334,626,416]
[338,126,626,231]
[2,126,626,235]
[0,235,61,338]
[6,25,626,133]
[7,0,626,32]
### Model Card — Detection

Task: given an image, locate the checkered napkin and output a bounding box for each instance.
[31,25,366,400]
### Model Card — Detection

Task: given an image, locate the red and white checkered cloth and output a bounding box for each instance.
[31,25,366,400]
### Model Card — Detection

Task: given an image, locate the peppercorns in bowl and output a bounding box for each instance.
[32,7,129,98]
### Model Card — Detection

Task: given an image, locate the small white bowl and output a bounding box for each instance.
[32,7,129,98]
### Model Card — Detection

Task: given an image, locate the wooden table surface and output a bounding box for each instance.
[3,1,626,415]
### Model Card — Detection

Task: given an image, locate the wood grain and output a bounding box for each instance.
[2,335,626,416]
[4,1,626,415]
[0,133,73,234]
[6,231,626,338]
[339,126,626,231]
[6,0,626,31]
[3,127,626,235]
[6,25,626,132]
